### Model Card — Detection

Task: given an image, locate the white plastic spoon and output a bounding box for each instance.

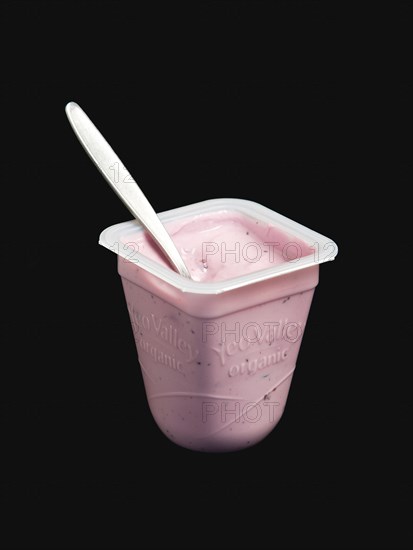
[65,102,191,279]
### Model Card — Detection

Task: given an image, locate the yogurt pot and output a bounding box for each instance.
[99,198,338,452]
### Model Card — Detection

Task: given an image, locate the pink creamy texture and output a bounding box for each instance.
[118,208,318,451]
[122,210,313,282]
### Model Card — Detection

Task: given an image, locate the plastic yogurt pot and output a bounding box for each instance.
[99,198,338,452]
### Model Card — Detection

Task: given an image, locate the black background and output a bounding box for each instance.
[1,1,412,548]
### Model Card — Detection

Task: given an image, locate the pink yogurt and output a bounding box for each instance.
[100,199,338,451]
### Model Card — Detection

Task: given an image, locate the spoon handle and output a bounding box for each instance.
[65,102,191,279]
